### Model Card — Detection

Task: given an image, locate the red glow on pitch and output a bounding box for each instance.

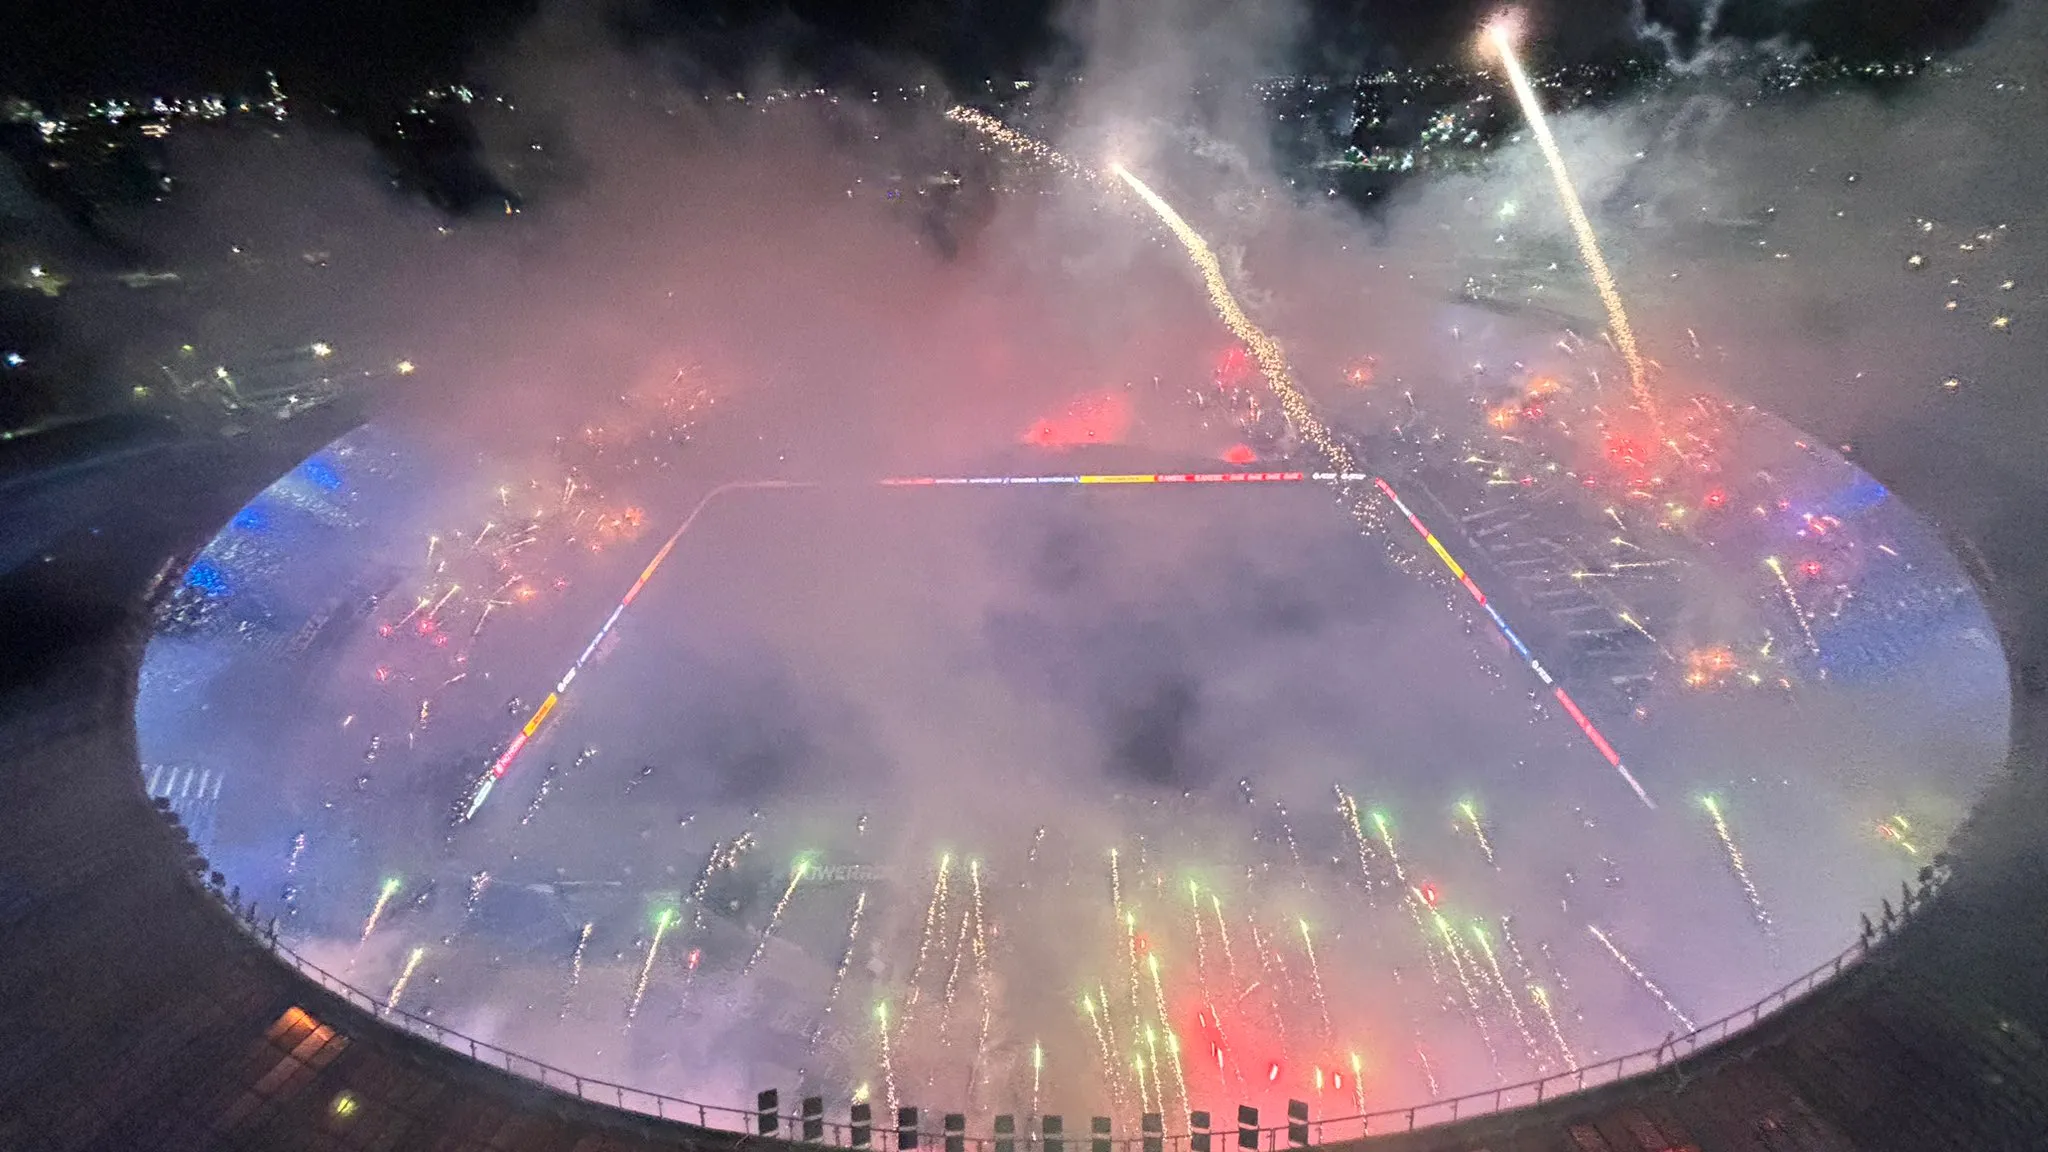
[1418,881,1441,909]
[1023,392,1133,449]
[1799,559,1824,579]
[1216,346,1256,389]
[1605,435,1649,469]
[1703,488,1727,510]
[1223,443,1259,466]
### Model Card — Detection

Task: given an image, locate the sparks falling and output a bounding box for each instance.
[628,909,676,1022]
[745,858,810,976]
[1112,164,1357,473]
[1703,796,1773,933]
[1486,20,1657,427]
[386,945,426,1013]
[1589,924,1696,1031]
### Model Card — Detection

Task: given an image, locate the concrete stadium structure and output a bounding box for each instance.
[1,400,2044,1151]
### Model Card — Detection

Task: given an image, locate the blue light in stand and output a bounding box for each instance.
[298,456,343,492]
[230,505,269,532]
[184,561,231,597]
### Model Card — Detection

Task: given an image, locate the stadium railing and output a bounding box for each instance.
[204,866,1941,1149]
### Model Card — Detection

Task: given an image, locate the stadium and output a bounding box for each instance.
[3,10,2048,1152]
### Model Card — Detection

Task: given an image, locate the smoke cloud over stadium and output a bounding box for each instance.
[92,0,2036,1131]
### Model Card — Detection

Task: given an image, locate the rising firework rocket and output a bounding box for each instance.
[745,858,811,976]
[1372,811,1409,885]
[1432,911,1501,1077]
[1484,17,1657,427]
[359,877,401,948]
[876,1002,900,1123]
[1470,923,1543,1065]
[1702,796,1773,933]
[1298,919,1336,1042]
[944,106,1096,182]
[1032,1040,1044,1121]
[386,945,426,1013]
[1764,557,1822,656]
[1083,994,1126,1112]
[627,908,675,1023]
[904,854,953,1016]
[1146,952,1191,1119]
[564,921,594,1014]
[969,861,997,1078]
[1335,786,1381,900]
[1588,924,1696,1031]
[937,902,974,1041]
[1528,984,1579,1071]
[1348,1052,1367,1115]
[1457,800,1497,867]
[1209,894,1241,986]
[817,889,869,1033]
[1111,164,1357,473]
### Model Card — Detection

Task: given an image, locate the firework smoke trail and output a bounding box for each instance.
[1617,611,1676,663]
[1458,800,1497,867]
[1335,787,1382,903]
[969,861,997,1080]
[1432,911,1501,1078]
[1702,796,1773,933]
[627,909,675,1023]
[1485,22,1657,428]
[1349,1052,1367,1115]
[1032,1041,1044,1121]
[1143,1028,1167,1121]
[904,854,953,1016]
[1528,985,1579,1071]
[1275,803,1309,889]
[1111,164,1357,474]
[938,903,973,1041]
[745,859,810,976]
[1146,953,1191,1120]
[687,841,725,931]
[1123,912,1146,1057]
[1187,883,1231,1092]
[1471,923,1543,1067]
[1247,923,1292,1051]
[945,106,1095,182]
[1764,557,1822,656]
[1083,995,1128,1113]
[1209,895,1241,987]
[816,889,869,1040]
[358,877,401,949]
[562,921,594,1015]
[1588,924,1696,1031]
[1298,920,1336,1042]
[426,582,461,621]
[1371,811,1409,886]
[386,945,425,1013]
[877,1002,900,1124]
